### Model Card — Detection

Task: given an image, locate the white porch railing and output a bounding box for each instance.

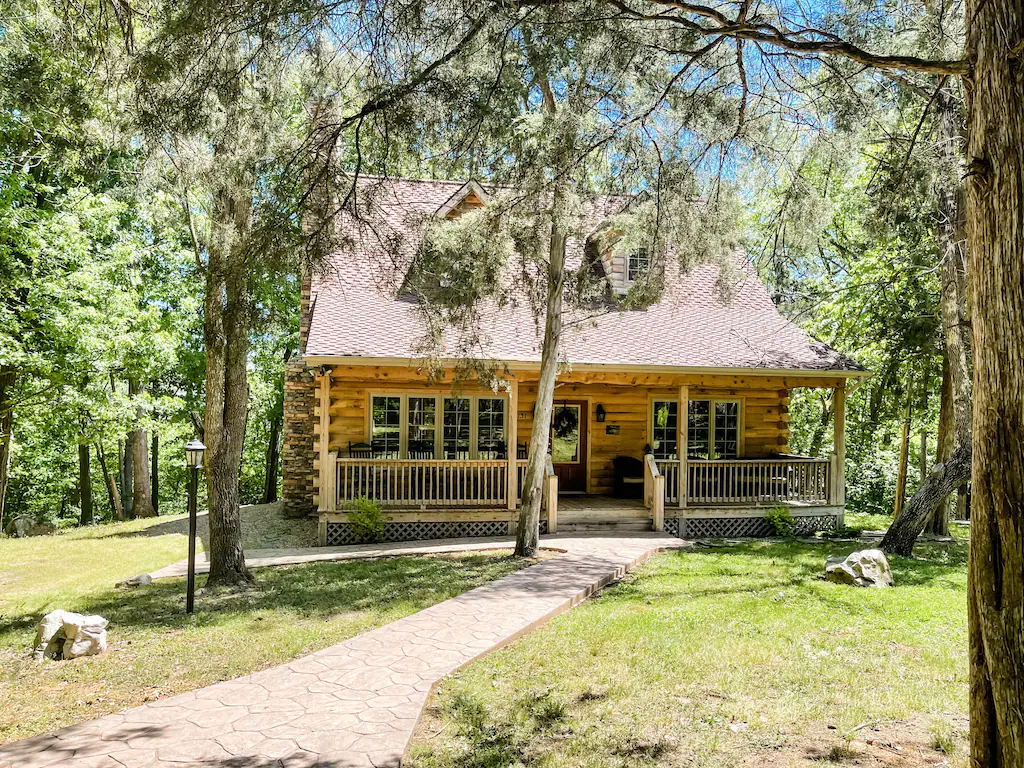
[336,458,509,507]
[656,457,833,506]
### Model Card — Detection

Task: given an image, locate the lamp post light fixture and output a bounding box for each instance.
[184,438,206,614]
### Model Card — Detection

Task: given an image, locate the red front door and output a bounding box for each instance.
[551,401,588,493]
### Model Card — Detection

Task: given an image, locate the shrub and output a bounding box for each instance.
[765,505,795,537]
[347,497,386,542]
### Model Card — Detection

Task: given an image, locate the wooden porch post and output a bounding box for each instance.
[317,369,334,512]
[507,378,519,512]
[678,384,689,508]
[833,384,846,519]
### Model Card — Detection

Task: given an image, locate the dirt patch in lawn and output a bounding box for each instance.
[736,717,968,767]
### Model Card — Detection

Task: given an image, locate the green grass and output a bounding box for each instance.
[0,515,537,744]
[408,539,968,768]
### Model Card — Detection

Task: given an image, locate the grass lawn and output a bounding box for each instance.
[409,537,968,768]
[0,512,541,744]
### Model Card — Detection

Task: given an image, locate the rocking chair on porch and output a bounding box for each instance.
[612,456,645,499]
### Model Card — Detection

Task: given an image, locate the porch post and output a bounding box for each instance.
[833,383,846,517]
[678,384,688,508]
[507,378,519,511]
[317,368,334,512]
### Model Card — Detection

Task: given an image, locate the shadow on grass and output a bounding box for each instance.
[80,513,212,550]
[0,553,521,641]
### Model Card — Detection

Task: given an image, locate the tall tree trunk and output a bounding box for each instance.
[809,392,832,457]
[202,73,253,585]
[96,442,124,521]
[203,183,252,585]
[515,77,573,558]
[263,412,281,504]
[151,431,159,515]
[119,437,133,518]
[928,356,954,535]
[79,443,93,525]
[894,394,911,515]
[964,2,1024,762]
[129,379,156,518]
[882,90,972,554]
[0,366,13,536]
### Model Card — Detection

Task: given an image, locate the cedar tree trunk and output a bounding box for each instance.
[79,443,93,525]
[203,180,253,586]
[964,1,1024,762]
[0,366,12,535]
[96,442,124,521]
[129,380,156,518]
[263,412,281,504]
[515,77,573,558]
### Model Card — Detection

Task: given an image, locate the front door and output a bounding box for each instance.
[551,401,588,493]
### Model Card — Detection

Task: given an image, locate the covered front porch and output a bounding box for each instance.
[312,366,852,544]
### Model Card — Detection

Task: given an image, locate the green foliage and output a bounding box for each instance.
[347,497,386,542]
[764,505,795,537]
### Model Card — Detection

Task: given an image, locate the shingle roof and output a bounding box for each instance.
[304,177,865,374]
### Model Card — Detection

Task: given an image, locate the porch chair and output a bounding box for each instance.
[348,441,373,458]
[612,456,645,499]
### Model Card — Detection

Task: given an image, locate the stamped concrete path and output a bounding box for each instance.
[0,533,687,768]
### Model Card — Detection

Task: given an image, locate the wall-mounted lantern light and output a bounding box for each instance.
[595,404,606,422]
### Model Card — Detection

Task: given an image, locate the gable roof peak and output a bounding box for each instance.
[435,180,491,219]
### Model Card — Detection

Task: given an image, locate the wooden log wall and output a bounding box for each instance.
[516,376,794,496]
[297,365,842,501]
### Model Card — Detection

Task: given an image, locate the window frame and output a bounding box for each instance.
[368,392,508,460]
[626,247,651,282]
[649,397,743,460]
[650,399,679,459]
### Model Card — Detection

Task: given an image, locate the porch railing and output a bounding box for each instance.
[329,454,833,512]
[655,456,833,506]
[335,458,509,508]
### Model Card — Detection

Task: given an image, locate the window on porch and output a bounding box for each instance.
[652,399,741,460]
[369,394,507,460]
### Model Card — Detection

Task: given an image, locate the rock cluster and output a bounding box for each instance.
[825,548,894,588]
[33,609,108,661]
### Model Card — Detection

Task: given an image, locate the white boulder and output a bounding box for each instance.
[825,549,894,588]
[116,573,153,588]
[33,610,109,661]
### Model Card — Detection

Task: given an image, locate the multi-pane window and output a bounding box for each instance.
[364,393,509,459]
[650,399,741,460]
[714,401,740,459]
[626,248,650,282]
[476,398,506,459]
[443,397,472,459]
[687,400,711,459]
[407,397,436,458]
[370,396,402,457]
[651,400,678,459]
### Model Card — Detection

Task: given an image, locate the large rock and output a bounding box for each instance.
[33,610,108,661]
[825,549,893,588]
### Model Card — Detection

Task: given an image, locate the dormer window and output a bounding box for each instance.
[627,248,650,282]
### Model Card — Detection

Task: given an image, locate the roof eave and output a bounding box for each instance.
[301,354,872,380]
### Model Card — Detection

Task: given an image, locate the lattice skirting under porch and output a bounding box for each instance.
[664,514,839,539]
[324,519,547,546]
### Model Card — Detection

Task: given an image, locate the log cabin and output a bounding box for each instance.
[281,178,868,545]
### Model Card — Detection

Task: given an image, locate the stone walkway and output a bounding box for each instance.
[147,537,535,580]
[0,533,687,768]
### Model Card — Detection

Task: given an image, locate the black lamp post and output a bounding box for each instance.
[184,438,206,614]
